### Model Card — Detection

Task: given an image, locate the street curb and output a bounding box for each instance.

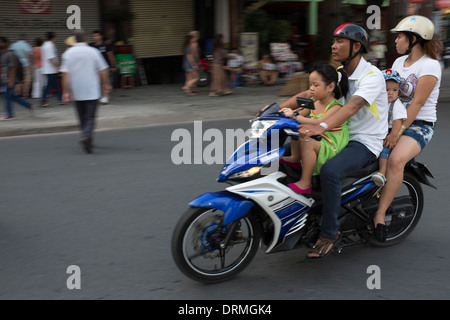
[0,124,79,138]
[1,89,449,138]
[1,97,449,138]
[0,110,258,138]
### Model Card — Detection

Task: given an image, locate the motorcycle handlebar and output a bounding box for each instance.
[283,128,322,141]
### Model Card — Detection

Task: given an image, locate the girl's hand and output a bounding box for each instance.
[281,108,294,118]
[383,133,400,149]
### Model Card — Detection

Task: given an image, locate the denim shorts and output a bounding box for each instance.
[379,146,392,159]
[402,120,435,151]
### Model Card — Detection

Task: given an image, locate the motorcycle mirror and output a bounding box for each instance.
[297,97,315,110]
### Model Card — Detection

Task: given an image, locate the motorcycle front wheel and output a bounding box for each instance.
[171,207,261,283]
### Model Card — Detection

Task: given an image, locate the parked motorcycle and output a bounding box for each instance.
[197,54,212,87]
[171,100,435,283]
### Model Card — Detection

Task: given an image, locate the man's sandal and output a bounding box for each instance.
[306,233,341,261]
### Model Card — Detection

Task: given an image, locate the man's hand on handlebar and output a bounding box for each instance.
[297,123,324,142]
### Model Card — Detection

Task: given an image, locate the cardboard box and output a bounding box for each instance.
[279,73,309,97]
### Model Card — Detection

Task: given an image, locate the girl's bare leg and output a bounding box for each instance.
[293,139,321,189]
[282,139,302,163]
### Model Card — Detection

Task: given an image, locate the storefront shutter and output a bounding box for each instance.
[0,1,100,57]
[130,0,195,58]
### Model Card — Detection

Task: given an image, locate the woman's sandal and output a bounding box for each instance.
[306,233,341,261]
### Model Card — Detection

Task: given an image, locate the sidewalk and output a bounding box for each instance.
[0,83,289,137]
[1,69,449,138]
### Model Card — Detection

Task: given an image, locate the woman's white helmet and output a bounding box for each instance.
[391,15,435,40]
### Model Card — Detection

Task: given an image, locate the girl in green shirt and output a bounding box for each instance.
[281,64,350,194]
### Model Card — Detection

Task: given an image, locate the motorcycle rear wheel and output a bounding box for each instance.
[368,171,424,247]
[172,207,261,283]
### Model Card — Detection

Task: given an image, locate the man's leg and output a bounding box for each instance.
[4,87,14,118]
[10,87,32,110]
[75,100,86,132]
[83,100,98,141]
[41,74,50,107]
[75,100,95,154]
[55,73,62,102]
[319,141,377,238]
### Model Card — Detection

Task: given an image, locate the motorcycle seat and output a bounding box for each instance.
[308,161,379,201]
[341,161,379,190]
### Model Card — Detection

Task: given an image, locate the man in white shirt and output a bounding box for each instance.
[60,30,111,153]
[280,23,388,260]
[41,32,61,107]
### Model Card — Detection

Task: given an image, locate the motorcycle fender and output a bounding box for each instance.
[189,191,254,225]
[406,161,437,189]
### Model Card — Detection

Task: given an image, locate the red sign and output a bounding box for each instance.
[436,0,450,9]
[19,0,51,14]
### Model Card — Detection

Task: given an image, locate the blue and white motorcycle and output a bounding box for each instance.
[171,100,435,283]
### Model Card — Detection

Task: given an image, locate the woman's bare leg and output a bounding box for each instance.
[373,136,421,226]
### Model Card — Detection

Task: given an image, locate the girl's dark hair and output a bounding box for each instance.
[309,63,349,100]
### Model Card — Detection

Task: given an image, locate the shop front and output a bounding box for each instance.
[0,0,101,55]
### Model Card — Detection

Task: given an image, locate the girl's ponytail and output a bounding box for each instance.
[335,66,349,100]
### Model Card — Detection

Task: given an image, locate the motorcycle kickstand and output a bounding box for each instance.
[335,235,366,254]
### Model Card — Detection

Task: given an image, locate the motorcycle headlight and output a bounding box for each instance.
[249,120,278,139]
[229,166,262,180]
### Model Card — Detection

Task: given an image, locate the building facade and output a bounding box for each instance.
[1,1,448,85]
[0,0,101,55]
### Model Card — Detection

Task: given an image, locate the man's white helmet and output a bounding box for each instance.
[391,15,435,40]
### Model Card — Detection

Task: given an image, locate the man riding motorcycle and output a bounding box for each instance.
[280,23,389,259]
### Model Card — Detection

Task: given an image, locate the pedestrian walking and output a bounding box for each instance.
[182,31,200,96]
[91,30,117,104]
[60,30,111,153]
[10,34,33,98]
[41,31,61,107]
[31,38,44,99]
[0,37,34,120]
[209,34,232,97]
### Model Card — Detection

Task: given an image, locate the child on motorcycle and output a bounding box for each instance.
[371,69,407,187]
[280,64,350,194]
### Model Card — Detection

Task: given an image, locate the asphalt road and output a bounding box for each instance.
[0,108,449,300]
